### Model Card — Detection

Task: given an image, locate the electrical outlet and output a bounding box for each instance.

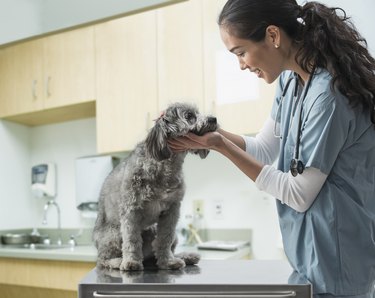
[213,199,224,220]
[192,199,204,216]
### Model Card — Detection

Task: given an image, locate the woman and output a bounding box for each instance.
[168,0,375,297]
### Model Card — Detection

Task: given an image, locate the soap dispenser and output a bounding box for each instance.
[31,163,57,198]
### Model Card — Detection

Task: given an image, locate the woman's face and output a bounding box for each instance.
[219,26,285,84]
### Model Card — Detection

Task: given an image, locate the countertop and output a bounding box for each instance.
[0,244,251,262]
[0,244,97,262]
[78,260,312,298]
[82,259,295,284]
[0,228,252,262]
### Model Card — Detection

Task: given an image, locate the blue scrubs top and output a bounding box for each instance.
[271,69,375,296]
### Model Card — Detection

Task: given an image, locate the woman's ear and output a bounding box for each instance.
[265,25,281,48]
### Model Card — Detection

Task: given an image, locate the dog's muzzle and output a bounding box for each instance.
[193,116,218,136]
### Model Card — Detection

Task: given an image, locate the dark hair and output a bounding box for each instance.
[218,0,375,125]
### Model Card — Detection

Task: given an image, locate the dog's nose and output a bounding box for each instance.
[208,117,217,125]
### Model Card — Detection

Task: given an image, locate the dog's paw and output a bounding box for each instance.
[106,257,122,269]
[157,257,186,270]
[120,259,144,271]
[175,252,201,265]
[168,257,186,270]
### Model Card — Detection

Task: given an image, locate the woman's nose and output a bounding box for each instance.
[239,59,247,70]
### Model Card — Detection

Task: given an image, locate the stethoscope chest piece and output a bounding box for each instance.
[290,158,304,177]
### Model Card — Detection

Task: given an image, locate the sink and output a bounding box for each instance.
[27,243,72,250]
[1,243,71,250]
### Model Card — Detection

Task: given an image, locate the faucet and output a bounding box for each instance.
[42,200,62,245]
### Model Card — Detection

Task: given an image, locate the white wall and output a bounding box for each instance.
[0,119,98,230]
[0,0,181,45]
[0,0,42,44]
[40,0,178,33]
[0,120,32,229]
[29,118,98,229]
[181,152,283,259]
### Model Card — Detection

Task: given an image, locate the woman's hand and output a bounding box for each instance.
[169,129,263,181]
[167,131,224,153]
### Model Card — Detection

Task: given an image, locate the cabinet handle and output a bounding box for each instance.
[46,76,51,97]
[32,79,37,100]
[93,291,297,298]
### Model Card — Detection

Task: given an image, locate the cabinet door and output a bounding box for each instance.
[95,11,158,153]
[0,46,16,117]
[43,27,96,109]
[156,0,204,112]
[202,0,275,135]
[0,39,44,117]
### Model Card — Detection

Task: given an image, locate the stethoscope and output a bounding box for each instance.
[274,68,315,177]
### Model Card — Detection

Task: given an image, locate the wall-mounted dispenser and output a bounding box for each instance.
[31,163,57,199]
[75,155,119,215]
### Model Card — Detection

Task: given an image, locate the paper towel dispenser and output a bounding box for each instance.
[75,155,120,212]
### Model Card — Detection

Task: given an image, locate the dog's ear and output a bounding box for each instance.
[190,149,210,159]
[145,121,172,161]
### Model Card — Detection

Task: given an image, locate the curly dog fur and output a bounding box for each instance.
[93,102,217,271]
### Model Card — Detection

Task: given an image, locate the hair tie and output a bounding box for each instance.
[153,111,165,122]
[296,4,304,23]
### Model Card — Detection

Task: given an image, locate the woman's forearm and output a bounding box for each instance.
[217,128,246,151]
[215,135,263,181]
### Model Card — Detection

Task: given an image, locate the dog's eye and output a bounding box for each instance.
[185,112,194,120]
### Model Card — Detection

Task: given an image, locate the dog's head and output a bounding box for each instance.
[145,102,218,161]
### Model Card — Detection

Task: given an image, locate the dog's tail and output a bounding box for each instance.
[174,252,201,265]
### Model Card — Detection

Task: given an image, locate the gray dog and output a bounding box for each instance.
[93,102,218,271]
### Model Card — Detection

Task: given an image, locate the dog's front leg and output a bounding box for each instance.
[153,201,185,270]
[120,210,144,271]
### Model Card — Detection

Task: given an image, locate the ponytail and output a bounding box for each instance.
[296,2,375,124]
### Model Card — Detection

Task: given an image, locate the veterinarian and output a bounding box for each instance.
[168,0,375,297]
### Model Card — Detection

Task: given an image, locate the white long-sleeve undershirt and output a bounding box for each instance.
[242,117,280,165]
[241,117,328,213]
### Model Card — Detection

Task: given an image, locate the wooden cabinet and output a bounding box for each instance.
[93,0,276,149]
[95,1,206,154]
[95,11,158,153]
[0,0,276,143]
[0,257,95,298]
[43,27,96,110]
[202,0,276,135]
[156,0,204,111]
[0,27,96,126]
[0,39,44,117]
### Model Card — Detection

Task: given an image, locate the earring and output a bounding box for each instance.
[275,44,280,49]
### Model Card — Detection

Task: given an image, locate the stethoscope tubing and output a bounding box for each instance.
[294,67,315,160]
[277,67,316,175]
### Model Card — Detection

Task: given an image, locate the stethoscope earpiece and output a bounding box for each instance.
[290,158,305,177]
